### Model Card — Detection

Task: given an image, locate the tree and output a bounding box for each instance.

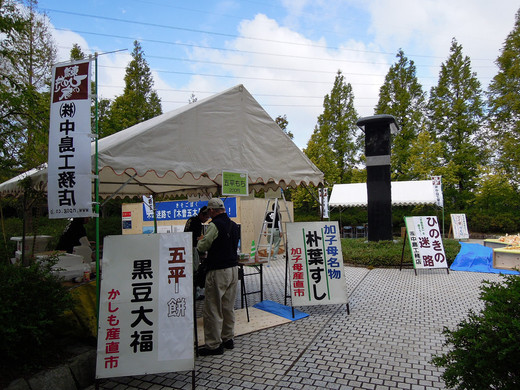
[275,114,293,139]
[401,130,457,184]
[69,43,86,61]
[426,38,487,210]
[0,0,56,176]
[375,49,427,180]
[106,40,162,136]
[487,9,520,188]
[306,70,362,185]
[293,71,361,214]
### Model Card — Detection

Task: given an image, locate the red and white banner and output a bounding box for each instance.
[96,233,194,379]
[48,59,93,218]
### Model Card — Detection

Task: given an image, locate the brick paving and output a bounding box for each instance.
[94,256,504,389]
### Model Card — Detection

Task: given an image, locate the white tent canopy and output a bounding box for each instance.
[0,85,323,198]
[329,180,438,208]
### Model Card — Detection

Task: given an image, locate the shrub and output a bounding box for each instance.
[431,274,520,389]
[341,237,460,267]
[0,258,75,381]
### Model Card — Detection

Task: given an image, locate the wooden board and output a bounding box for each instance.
[493,248,520,271]
[197,307,291,345]
[483,239,509,249]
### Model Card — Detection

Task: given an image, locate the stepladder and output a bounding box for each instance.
[256,194,292,263]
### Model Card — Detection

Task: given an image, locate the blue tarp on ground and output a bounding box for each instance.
[450,242,519,274]
[253,300,309,321]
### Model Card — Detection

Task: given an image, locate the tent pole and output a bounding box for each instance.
[94,53,100,325]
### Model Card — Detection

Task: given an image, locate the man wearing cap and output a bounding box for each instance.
[196,198,240,356]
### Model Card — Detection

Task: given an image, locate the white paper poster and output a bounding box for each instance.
[47,59,93,218]
[450,214,469,240]
[404,216,448,269]
[286,221,347,307]
[96,233,194,379]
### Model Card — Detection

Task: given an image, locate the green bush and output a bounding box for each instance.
[431,274,520,389]
[341,237,461,267]
[0,259,74,381]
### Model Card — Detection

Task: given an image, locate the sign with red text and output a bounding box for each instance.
[48,59,93,218]
[404,216,447,269]
[286,221,347,307]
[96,233,194,379]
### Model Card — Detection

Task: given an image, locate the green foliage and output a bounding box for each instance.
[0,0,56,175]
[487,9,520,188]
[275,114,294,139]
[468,168,520,233]
[431,274,520,389]
[401,131,458,185]
[69,42,86,60]
[0,259,75,380]
[103,40,162,136]
[427,38,487,210]
[341,237,460,268]
[375,49,427,179]
[305,70,362,185]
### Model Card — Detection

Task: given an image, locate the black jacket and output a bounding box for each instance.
[206,213,239,271]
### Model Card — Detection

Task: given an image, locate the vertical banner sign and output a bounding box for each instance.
[48,59,93,218]
[143,195,154,219]
[222,170,249,196]
[96,233,194,379]
[404,216,447,270]
[450,214,469,240]
[318,188,329,219]
[286,221,347,307]
[431,176,444,208]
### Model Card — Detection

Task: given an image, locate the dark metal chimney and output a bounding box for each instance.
[356,115,399,241]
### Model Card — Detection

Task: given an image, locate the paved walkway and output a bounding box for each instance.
[94,256,504,390]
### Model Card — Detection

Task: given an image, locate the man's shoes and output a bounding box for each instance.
[222,339,234,350]
[198,345,224,356]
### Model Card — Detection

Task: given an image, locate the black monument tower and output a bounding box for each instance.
[356,115,399,241]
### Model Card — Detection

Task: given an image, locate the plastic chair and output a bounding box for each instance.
[355,225,365,238]
[343,226,353,238]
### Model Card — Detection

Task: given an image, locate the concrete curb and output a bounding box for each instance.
[6,348,96,390]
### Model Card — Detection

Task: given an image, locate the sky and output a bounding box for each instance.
[35,0,520,149]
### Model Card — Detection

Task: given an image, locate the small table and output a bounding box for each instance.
[238,257,268,319]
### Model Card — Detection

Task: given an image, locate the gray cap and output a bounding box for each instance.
[207,198,225,209]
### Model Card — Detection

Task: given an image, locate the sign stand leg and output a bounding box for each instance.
[400,229,407,271]
[193,283,200,356]
[284,245,290,307]
[239,266,250,322]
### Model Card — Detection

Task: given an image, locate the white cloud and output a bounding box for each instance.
[179,13,389,148]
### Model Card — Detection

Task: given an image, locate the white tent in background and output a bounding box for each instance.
[0,85,324,198]
[329,180,437,208]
